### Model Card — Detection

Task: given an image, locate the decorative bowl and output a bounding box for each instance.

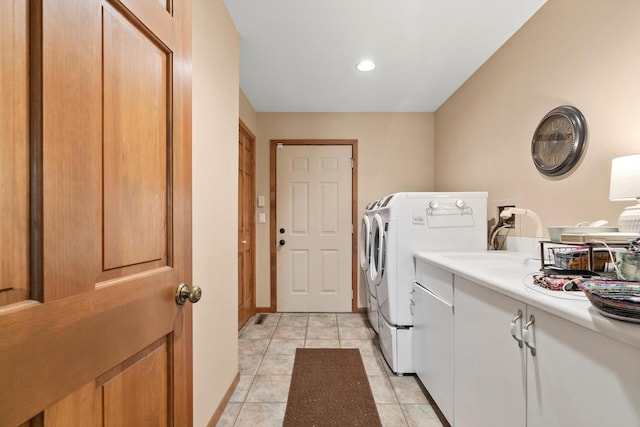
[580,280,640,322]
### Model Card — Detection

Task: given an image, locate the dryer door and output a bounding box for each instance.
[359,215,371,271]
[369,213,385,286]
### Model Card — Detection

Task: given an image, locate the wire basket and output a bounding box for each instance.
[549,247,616,272]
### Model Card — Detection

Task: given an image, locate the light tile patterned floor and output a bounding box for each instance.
[216,312,444,427]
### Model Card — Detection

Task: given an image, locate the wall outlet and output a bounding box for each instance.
[498,205,516,228]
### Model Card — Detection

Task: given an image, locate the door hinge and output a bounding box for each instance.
[350,158,354,168]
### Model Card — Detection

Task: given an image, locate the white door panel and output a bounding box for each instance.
[277,145,352,312]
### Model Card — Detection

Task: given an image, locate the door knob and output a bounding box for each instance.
[175,283,202,305]
[241,240,247,244]
[279,239,286,246]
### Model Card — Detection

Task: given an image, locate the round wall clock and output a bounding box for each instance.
[531,105,587,177]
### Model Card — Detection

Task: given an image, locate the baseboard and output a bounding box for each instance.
[206,371,240,427]
[257,307,366,314]
[414,376,452,427]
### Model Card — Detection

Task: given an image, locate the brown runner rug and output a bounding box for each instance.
[283,348,382,426]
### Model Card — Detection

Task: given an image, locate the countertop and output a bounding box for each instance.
[414,250,640,352]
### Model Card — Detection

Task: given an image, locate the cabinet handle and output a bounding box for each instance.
[523,314,536,356]
[510,309,523,348]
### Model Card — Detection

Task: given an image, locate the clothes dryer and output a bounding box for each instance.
[360,199,380,333]
[370,192,487,374]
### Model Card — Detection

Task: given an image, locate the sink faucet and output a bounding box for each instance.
[501,207,544,239]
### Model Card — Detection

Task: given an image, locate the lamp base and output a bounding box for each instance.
[617,204,640,233]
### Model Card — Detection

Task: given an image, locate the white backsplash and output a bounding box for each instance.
[505,236,543,260]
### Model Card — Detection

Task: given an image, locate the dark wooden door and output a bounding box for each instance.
[0,0,193,425]
[238,121,256,329]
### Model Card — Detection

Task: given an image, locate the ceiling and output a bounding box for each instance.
[223,0,546,113]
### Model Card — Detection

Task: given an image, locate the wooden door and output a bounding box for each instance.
[238,121,255,328]
[275,144,353,312]
[0,0,193,425]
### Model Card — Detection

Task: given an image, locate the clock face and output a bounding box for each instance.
[531,106,586,176]
[532,115,575,168]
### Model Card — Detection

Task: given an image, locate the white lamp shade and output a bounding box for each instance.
[610,154,640,233]
[609,154,640,201]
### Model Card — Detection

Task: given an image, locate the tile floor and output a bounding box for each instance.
[216,312,444,427]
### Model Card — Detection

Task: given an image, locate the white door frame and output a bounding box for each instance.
[270,139,358,313]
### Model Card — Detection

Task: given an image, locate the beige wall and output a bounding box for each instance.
[192,1,239,425]
[254,113,435,309]
[240,89,257,134]
[435,0,640,238]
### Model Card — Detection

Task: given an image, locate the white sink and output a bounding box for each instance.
[441,251,539,270]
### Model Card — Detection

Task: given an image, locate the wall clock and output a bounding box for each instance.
[531,105,587,177]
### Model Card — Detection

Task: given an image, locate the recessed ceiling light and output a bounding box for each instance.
[356,60,375,72]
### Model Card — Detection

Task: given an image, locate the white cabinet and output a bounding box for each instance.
[526,306,640,427]
[454,275,640,427]
[413,260,455,424]
[454,276,526,427]
[412,282,453,423]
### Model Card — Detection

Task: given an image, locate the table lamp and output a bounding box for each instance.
[609,154,640,233]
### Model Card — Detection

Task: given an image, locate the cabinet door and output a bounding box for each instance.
[527,307,640,427]
[454,276,526,427]
[413,283,453,423]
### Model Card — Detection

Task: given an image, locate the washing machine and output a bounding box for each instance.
[359,199,380,333]
[370,192,487,374]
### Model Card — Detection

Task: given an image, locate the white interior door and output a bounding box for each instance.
[277,144,352,312]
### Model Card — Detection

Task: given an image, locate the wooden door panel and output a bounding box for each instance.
[43,339,172,427]
[103,2,169,270]
[102,339,169,426]
[44,380,100,427]
[0,0,29,307]
[119,0,175,47]
[42,0,103,301]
